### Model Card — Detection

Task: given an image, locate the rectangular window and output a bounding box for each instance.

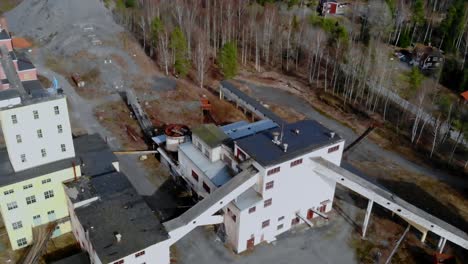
[278,216,285,221]
[44,190,54,199]
[57,125,63,133]
[37,129,43,138]
[17,238,27,247]
[11,115,17,124]
[61,144,66,152]
[114,260,124,264]
[202,182,211,193]
[42,178,51,184]
[277,224,284,230]
[12,221,23,230]
[290,158,303,167]
[33,110,39,119]
[262,220,270,228]
[267,166,280,176]
[26,195,36,205]
[48,210,56,221]
[41,148,47,158]
[7,201,18,210]
[248,206,256,214]
[328,145,340,153]
[20,154,26,163]
[23,184,33,190]
[135,250,145,257]
[16,135,22,143]
[54,106,60,115]
[266,181,274,190]
[191,170,199,181]
[3,189,14,195]
[264,198,272,208]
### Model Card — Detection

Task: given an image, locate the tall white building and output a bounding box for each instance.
[175,119,345,253]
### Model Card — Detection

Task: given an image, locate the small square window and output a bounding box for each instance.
[248,206,256,214]
[57,125,63,133]
[12,221,23,230]
[54,106,60,115]
[11,115,17,124]
[23,184,33,190]
[26,195,37,205]
[277,224,284,230]
[44,190,54,199]
[17,238,27,247]
[48,210,55,215]
[42,178,51,184]
[41,149,47,158]
[20,154,26,163]
[61,144,66,152]
[37,129,43,138]
[191,170,199,181]
[3,189,14,195]
[267,166,280,176]
[328,145,340,153]
[290,158,303,167]
[278,216,285,221]
[33,110,39,119]
[202,182,211,193]
[264,198,272,208]
[262,220,270,228]
[135,250,145,257]
[266,181,274,190]
[7,201,18,210]
[16,135,22,143]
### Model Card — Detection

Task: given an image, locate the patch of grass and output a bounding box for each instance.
[0,0,20,15]
[80,67,101,84]
[37,74,52,88]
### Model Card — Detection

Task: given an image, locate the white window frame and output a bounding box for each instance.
[12,221,23,230]
[7,201,18,210]
[20,154,26,163]
[33,110,39,119]
[44,190,54,199]
[37,129,43,138]
[61,144,66,152]
[41,148,47,158]
[11,115,18,124]
[3,189,14,195]
[16,134,22,143]
[54,106,60,115]
[26,195,37,205]
[17,238,27,247]
[57,124,63,134]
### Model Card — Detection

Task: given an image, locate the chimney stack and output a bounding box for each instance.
[329,132,335,139]
[272,131,280,144]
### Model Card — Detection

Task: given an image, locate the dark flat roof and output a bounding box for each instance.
[23,80,48,98]
[17,54,35,71]
[50,252,90,264]
[220,80,284,125]
[236,120,343,167]
[0,88,20,100]
[73,172,169,263]
[73,134,118,177]
[0,134,117,187]
[0,30,10,40]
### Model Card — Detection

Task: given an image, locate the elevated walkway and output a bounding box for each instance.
[219,80,284,125]
[311,157,468,251]
[164,164,258,245]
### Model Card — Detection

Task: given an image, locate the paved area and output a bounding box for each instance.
[175,189,359,264]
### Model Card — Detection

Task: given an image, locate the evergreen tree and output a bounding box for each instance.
[219,42,238,79]
[170,27,189,77]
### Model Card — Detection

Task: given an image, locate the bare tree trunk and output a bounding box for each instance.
[430,115,442,158]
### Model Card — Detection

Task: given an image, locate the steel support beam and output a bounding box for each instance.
[362,199,374,238]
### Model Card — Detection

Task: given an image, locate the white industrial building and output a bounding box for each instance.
[172,119,345,252]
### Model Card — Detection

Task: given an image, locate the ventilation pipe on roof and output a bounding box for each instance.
[115,233,122,242]
[329,132,335,139]
[283,143,288,153]
[272,131,280,145]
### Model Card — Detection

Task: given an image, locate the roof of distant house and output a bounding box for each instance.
[50,252,90,264]
[413,44,443,59]
[461,91,468,101]
[0,88,20,101]
[236,120,343,167]
[16,53,35,71]
[72,172,169,263]
[192,124,229,148]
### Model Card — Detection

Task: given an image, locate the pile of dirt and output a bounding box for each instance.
[11,37,32,48]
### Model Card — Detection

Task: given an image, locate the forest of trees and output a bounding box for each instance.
[110,0,468,171]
